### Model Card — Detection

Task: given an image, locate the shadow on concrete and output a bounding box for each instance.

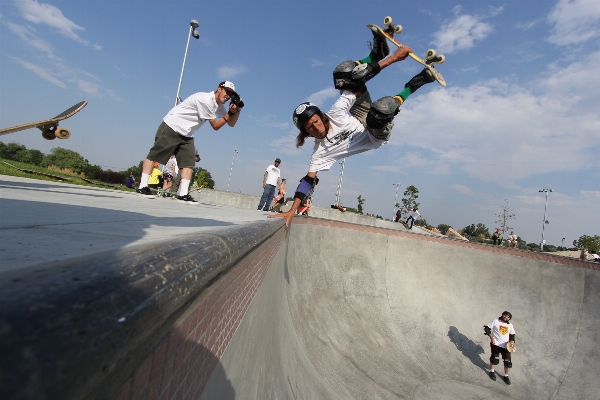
[447,326,488,371]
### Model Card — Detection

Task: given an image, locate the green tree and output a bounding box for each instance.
[0,141,44,165]
[357,195,365,214]
[573,235,600,254]
[437,224,452,234]
[123,160,144,181]
[461,223,490,239]
[399,185,419,219]
[40,147,91,174]
[195,168,215,188]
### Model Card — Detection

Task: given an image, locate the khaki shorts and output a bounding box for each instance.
[146,122,196,168]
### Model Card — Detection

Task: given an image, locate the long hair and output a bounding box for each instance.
[295,111,331,147]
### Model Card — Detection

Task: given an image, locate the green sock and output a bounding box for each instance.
[358,52,376,64]
[395,87,411,102]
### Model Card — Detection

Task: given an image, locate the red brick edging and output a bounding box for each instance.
[114,228,286,400]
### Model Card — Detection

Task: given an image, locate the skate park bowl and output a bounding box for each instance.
[1,217,598,399]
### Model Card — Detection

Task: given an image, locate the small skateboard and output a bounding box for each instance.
[331,204,346,212]
[506,341,516,353]
[0,101,87,140]
[368,16,446,86]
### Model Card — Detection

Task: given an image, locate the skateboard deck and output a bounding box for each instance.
[331,204,346,212]
[506,341,516,353]
[0,101,87,140]
[368,17,446,86]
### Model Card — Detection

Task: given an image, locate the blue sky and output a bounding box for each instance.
[1,0,599,247]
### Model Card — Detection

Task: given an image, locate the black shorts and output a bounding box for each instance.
[490,344,511,361]
[146,122,196,168]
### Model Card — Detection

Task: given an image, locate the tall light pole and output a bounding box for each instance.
[175,19,200,106]
[392,183,402,220]
[227,149,238,192]
[334,158,346,206]
[539,188,553,251]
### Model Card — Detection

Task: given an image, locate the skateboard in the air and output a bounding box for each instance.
[368,16,446,86]
[0,101,88,140]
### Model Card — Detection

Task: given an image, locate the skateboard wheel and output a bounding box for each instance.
[394,24,403,34]
[55,127,71,139]
[426,49,436,60]
[384,16,392,26]
[436,54,446,64]
[42,128,56,140]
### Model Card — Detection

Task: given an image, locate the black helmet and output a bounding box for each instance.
[293,102,321,130]
[501,311,512,319]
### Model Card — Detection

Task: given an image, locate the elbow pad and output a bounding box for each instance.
[509,334,515,342]
[294,175,318,201]
[483,326,491,335]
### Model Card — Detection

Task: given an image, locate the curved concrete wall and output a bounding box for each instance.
[202,219,600,399]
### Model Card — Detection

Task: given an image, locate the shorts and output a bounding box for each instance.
[490,344,511,362]
[146,122,196,168]
[349,88,394,141]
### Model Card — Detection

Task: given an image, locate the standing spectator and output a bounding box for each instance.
[136,81,243,203]
[498,231,504,246]
[270,178,287,213]
[405,207,422,229]
[257,158,281,211]
[162,154,178,192]
[394,209,402,222]
[507,231,518,248]
[125,174,136,189]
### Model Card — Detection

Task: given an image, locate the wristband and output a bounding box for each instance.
[227,111,235,116]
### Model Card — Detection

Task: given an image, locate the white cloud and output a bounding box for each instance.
[452,184,473,195]
[387,50,600,187]
[306,87,338,107]
[311,58,326,68]
[14,57,65,88]
[15,0,101,49]
[433,14,493,53]
[217,65,247,80]
[76,80,100,96]
[548,0,600,45]
[3,20,53,56]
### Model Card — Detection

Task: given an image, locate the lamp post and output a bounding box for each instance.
[392,183,402,221]
[227,149,238,192]
[334,158,346,206]
[539,188,553,251]
[175,19,200,106]
[561,237,565,250]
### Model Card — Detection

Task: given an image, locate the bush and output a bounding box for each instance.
[573,235,600,254]
[0,141,45,166]
[437,224,451,235]
[40,147,91,174]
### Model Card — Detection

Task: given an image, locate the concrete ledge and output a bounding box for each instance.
[0,219,285,400]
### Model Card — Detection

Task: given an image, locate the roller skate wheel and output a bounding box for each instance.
[384,16,392,26]
[426,49,436,61]
[394,25,403,34]
[436,55,445,64]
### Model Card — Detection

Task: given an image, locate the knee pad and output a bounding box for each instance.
[490,355,500,365]
[366,96,399,140]
[503,359,512,368]
[333,60,362,91]
[351,61,382,84]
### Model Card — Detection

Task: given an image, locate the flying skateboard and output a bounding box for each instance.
[0,101,88,140]
[368,16,446,86]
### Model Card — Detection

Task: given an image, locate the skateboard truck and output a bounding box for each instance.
[383,16,403,35]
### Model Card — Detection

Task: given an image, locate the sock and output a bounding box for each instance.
[179,179,190,196]
[140,173,150,188]
[490,369,495,373]
[395,87,412,103]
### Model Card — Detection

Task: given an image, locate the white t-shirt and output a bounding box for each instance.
[487,318,516,348]
[163,91,227,138]
[409,210,422,220]
[163,156,178,177]
[308,91,387,172]
[264,165,280,186]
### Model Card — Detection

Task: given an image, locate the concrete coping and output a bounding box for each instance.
[0,218,285,400]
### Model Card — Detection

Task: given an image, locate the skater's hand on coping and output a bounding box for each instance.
[268,210,294,227]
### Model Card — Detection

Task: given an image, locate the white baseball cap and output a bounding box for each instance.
[219,81,237,95]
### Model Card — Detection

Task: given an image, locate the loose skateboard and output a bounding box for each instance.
[0,101,88,140]
[506,341,516,353]
[331,204,346,212]
[368,16,446,86]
